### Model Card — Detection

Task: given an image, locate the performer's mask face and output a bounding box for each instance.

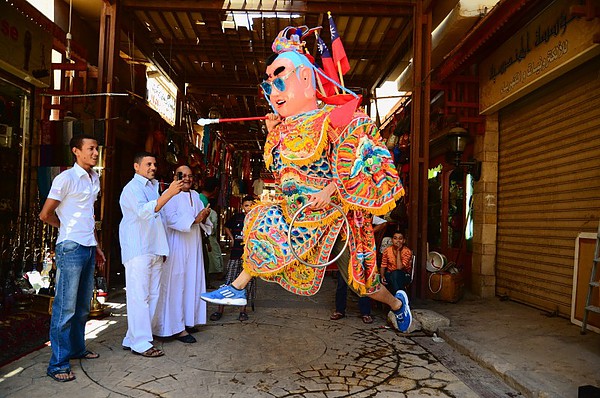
[264,58,316,118]
[260,66,300,96]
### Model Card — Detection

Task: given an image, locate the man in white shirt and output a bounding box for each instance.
[119,152,182,357]
[40,134,106,382]
[153,165,211,343]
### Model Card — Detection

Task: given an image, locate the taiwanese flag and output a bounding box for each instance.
[328,12,350,75]
[317,36,341,86]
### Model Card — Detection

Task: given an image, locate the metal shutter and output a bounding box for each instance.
[497,55,600,315]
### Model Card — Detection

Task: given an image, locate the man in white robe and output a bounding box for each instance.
[153,165,211,343]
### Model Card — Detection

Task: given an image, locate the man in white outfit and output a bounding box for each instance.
[119,152,182,357]
[153,165,211,343]
[40,134,105,382]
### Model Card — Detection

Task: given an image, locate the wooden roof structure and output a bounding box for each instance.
[118,0,417,151]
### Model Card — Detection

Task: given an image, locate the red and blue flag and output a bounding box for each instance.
[328,12,350,75]
[317,36,341,87]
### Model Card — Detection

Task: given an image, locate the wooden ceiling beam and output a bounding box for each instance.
[120,0,416,141]
[155,42,389,56]
[122,0,413,16]
[187,85,259,96]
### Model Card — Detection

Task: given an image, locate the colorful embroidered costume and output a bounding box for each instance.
[242,105,404,296]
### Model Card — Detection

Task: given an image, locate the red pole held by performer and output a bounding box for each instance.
[197,116,268,126]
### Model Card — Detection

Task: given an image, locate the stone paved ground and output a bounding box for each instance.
[0,277,513,397]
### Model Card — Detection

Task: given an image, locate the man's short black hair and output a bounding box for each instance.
[69,134,97,151]
[242,195,255,203]
[395,229,407,238]
[133,151,156,164]
[202,176,220,193]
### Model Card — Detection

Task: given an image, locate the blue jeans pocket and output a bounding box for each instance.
[57,241,80,255]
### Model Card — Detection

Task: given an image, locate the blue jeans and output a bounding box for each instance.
[385,270,411,296]
[47,241,96,374]
[335,272,371,316]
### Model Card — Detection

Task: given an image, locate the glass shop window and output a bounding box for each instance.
[448,168,465,249]
[427,164,443,250]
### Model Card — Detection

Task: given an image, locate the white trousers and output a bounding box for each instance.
[122,254,162,353]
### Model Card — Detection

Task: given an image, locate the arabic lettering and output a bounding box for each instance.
[515,32,532,62]
[489,10,576,83]
[489,32,531,82]
[500,71,523,95]
[528,39,569,74]
[534,12,574,47]
[505,39,569,96]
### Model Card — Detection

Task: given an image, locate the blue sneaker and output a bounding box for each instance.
[387,290,412,332]
[200,285,247,306]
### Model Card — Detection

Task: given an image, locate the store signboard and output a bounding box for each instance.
[480,0,600,114]
[147,77,176,126]
[0,3,52,87]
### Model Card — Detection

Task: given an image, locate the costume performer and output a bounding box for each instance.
[201,26,412,332]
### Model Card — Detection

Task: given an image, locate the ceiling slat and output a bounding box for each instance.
[123,0,414,17]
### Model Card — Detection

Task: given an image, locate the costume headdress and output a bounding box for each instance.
[264,25,359,109]
[271,26,321,54]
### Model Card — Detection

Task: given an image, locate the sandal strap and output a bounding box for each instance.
[146,347,164,356]
[133,346,164,357]
[74,350,99,359]
[47,369,76,382]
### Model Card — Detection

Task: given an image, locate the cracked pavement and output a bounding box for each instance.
[0,276,518,397]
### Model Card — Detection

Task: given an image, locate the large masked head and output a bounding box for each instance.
[262,51,318,118]
[262,26,359,117]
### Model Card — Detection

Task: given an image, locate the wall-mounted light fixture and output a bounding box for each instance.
[447,126,482,181]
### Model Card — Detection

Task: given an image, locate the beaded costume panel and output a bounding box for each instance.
[244,107,404,296]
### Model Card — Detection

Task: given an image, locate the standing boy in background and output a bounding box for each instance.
[208,195,256,322]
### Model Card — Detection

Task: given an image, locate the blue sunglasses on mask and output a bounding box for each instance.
[260,66,301,96]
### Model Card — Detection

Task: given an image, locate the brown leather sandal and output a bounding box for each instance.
[362,315,374,324]
[330,311,345,320]
[132,346,164,358]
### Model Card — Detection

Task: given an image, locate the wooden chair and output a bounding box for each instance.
[405,254,416,296]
